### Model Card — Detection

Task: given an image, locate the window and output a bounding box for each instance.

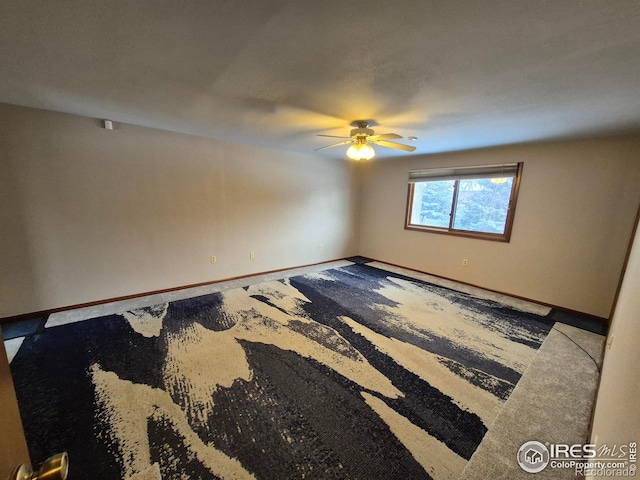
[405,163,523,242]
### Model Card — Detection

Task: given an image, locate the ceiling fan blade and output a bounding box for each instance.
[314,140,353,151]
[370,133,402,140]
[371,140,417,152]
[317,134,352,139]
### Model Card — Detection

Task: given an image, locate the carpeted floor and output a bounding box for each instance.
[4,261,603,479]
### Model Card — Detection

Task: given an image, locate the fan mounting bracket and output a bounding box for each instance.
[350,119,377,128]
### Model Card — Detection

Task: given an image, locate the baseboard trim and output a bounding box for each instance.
[360,256,610,325]
[0,258,347,324]
[1,256,610,326]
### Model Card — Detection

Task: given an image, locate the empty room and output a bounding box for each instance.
[1,1,639,479]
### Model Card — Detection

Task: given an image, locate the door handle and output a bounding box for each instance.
[11,452,68,480]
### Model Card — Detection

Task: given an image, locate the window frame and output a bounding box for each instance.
[404,162,523,242]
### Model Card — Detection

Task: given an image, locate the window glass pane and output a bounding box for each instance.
[452,178,513,234]
[410,180,455,228]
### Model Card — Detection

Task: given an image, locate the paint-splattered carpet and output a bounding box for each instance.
[10,263,554,479]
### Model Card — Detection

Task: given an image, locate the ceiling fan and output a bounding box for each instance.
[315,121,416,160]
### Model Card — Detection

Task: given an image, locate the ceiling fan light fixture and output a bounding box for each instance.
[316,120,414,158]
[346,139,375,161]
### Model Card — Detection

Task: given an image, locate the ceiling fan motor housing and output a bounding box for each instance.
[350,127,374,138]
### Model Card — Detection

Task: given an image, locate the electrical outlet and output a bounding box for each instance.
[319,243,323,249]
[462,259,469,266]
[250,252,255,259]
[211,256,217,264]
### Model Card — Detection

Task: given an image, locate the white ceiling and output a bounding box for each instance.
[1,0,639,158]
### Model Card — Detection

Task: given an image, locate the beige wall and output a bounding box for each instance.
[3,102,639,320]
[0,104,359,318]
[357,137,640,318]
[589,211,640,451]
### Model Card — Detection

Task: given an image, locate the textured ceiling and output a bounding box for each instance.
[1,0,639,158]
